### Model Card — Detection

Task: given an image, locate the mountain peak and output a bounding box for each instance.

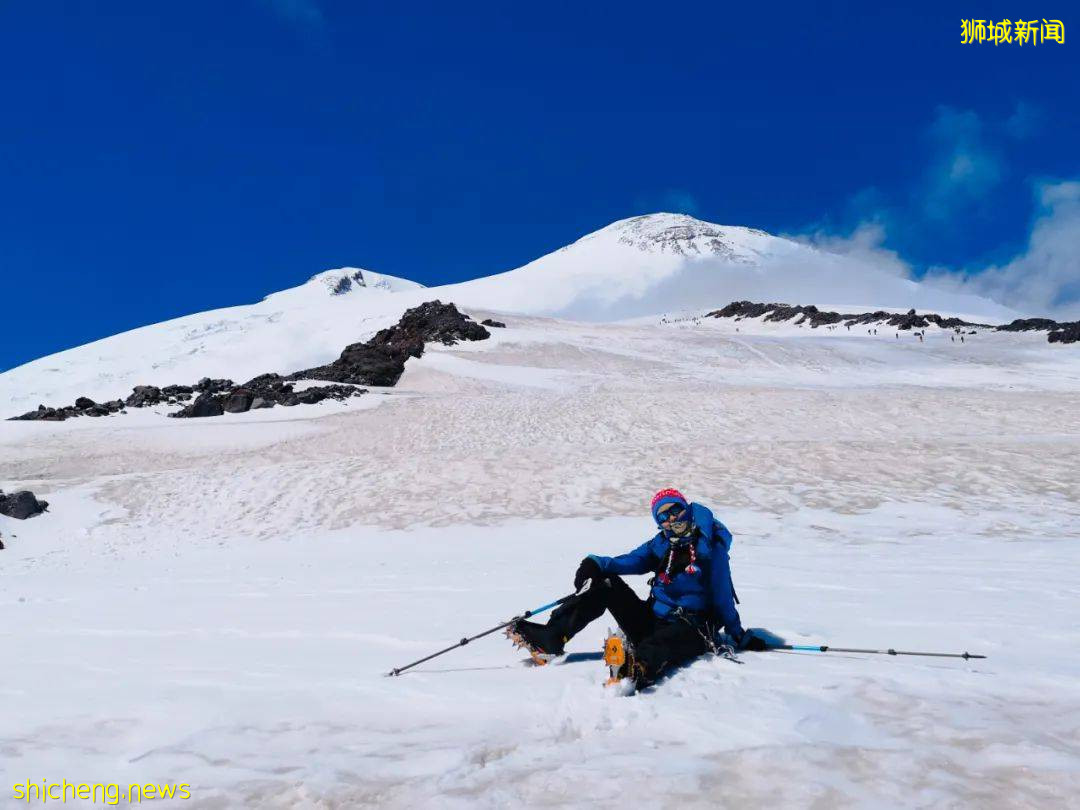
[284,267,426,300]
[309,268,368,295]
[591,213,774,260]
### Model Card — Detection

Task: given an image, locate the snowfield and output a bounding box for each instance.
[2,215,1079,808]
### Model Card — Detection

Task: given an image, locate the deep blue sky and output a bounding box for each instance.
[2,1,1077,370]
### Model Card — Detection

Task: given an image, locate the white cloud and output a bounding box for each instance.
[797,181,1080,321]
[926,181,1080,320]
[791,221,913,280]
[791,104,1080,321]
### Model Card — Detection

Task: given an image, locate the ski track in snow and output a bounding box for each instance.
[2,316,1080,808]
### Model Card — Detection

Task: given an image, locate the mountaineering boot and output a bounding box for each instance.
[506,619,567,665]
[603,628,640,689]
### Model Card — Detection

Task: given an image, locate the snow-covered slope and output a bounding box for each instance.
[441,214,1019,322]
[3,311,1079,807]
[0,267,426,413]
[0,214,1023,413]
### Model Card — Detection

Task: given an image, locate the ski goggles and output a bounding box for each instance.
[656,505,688,525]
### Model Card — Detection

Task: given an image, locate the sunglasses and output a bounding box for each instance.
[656,505,688,525]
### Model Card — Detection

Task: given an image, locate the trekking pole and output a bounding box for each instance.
[386,584,588,677]
[772,644,985,660]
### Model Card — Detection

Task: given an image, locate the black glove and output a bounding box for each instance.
[574,557,602,590]
[738,630,768,652]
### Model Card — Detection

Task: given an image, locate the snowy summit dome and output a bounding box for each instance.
[301,267,426,297]
[586,213,775,261]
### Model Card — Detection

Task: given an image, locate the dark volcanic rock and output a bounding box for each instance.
[10,405,68,421]
[890,309,928,331]
[9,392,127,421]
[162,385,193,401]
[9,372,363,421]
[126,385,163,407]
[1049,322,1080,344]
[999,318,1061,332]
[481,318,506,328]
[243,373,288,389]
[195,377,235,394]
[222,388,255,413]
[390,300,489,346]
[294,341,406,387]
[171,392,225,418]
[994,317,1079,344]
[707,301,991,331]
[168,373,364,415]
[707,299,1080,345]
[924,314,974,329]
[707,301,772,320]
[291,300,490,387]
[0,489,49,519]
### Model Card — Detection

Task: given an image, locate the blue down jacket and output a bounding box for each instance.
[587,502,745,640]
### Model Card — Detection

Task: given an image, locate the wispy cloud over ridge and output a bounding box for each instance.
[926,180,1080,319]
[792,104,1079,320]
[797,179,1080,320]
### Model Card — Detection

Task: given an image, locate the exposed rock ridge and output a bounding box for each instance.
[708,301,1079,343]
[289,300,490,387]
[9,301,491,421]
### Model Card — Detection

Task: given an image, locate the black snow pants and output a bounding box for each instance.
[545,574,711,685]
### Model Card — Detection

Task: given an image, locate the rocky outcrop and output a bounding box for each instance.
[998,318,1060,332]
[125,383,202,408]
[707,302,991,332]
[0,489,49,519]
[10,398,126,421]
[125,386,163,407]
[172,392,225,418]
[706,301,1080,344]
[323,269,365,295]
[170,374,364,418]
[481,319,506,328]
[9,301,491,420]
[290,300,490,387]
[222,388,255,413]
[1048,322,1080,344]
[1001,318,1080,344]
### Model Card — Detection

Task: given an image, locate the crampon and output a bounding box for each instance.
[505,622,561,666]
[603,629,640,688]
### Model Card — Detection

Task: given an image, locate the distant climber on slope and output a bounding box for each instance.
[508,488,764,690]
